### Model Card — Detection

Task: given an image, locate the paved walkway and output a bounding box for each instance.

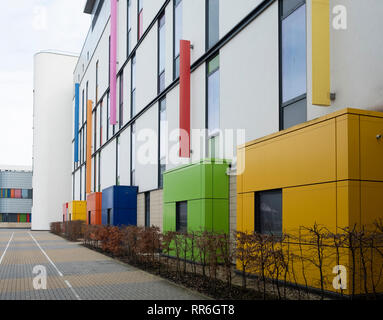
[0,229,206,300]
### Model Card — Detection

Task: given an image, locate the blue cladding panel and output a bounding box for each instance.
[74,83,80,163]
[101,186,138,227]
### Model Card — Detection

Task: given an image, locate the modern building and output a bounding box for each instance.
[71,0,383,232]
[32,52,78,230]
[0,167,32,227]
[30,0,382,293]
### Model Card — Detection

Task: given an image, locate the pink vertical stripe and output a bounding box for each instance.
[110,0,117,125]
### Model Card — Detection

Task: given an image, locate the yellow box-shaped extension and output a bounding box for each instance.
[67,201,87,222]
[237,108,383,295]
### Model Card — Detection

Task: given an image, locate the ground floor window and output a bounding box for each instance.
[255,190,282,236]
[176,201,187,233]
[145,192,150,228]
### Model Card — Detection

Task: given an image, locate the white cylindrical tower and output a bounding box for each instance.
[32,52,78,230]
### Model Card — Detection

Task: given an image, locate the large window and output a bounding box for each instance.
[131,123,136,186]
[96,60,99,103]
[158,13,166,93]
[131,55,136,117]
[255,190,282,236]
[119,72,124,128]
[280,0,307,130]
[127,0,132,55]
[145,192,150,228]
[98,153,101,192]
[176,201,187,233]
[107,93,111,140]
[159,98,167,188]
[206,0,219,49]
[173,0,182,79]
[138,0,144,40]
[116,136,120,185]
[207,55,220,137]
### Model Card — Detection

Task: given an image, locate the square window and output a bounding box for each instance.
[255,190,282,236]
[176,201,187,233]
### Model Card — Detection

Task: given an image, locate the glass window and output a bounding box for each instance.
[145,192,150,228]
[158,14,166,93]
[96,61,99,103]
[116,136,120,185]
[138,0,144,39]
[255,190,282,236]
[131,123,136,185]
[282,0,305,17]
[119,72,124,128]
[281,3,307,103]
[159,98,167,188]
[93,110,97,153]
[98,153,101,192]
[127,0,132,55]
[282,97,307,129]
[176,201,187,233]
[207,55,220,136]
[281,1,307,130]
[131,55,136,117]
[174,0,182,79]
[207,0,219,49]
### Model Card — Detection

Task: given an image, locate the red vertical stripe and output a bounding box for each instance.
[179,40,191,158]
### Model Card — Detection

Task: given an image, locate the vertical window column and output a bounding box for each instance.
[131,123,136,186]
[206,0,219,49]
[119,72,124,128]
[127,0,132,55]
[131,55,136,117]
[145,192,150,228]
[280,0,307,130]
[158,14,166,93]
[173,0,183,79]
[159,98,167,188]
[207,54,220,157]
[138,0,144,39]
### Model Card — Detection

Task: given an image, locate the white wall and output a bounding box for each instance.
[308,0,383,120]
[220,1,279,143]
[32,52,77,230]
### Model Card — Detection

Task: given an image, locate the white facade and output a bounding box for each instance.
[70,0,383,229]
[32,52,78,230]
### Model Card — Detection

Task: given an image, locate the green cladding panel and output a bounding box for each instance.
[163,159,230,234]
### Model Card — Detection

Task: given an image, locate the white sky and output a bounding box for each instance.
[0,0,90,167]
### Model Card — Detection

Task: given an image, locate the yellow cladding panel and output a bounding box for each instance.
[312,0,331,106]
[69,201,87,221]
[237,194,243,232]
[241,193,254,234]
[361,181,383,229]
[360,116,383,181]
[242,119,336,193]
[336,114,360,181]
[336,180,361,230]
[283,183,337,234]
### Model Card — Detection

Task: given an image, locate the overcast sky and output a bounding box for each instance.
[0,0,90,167]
